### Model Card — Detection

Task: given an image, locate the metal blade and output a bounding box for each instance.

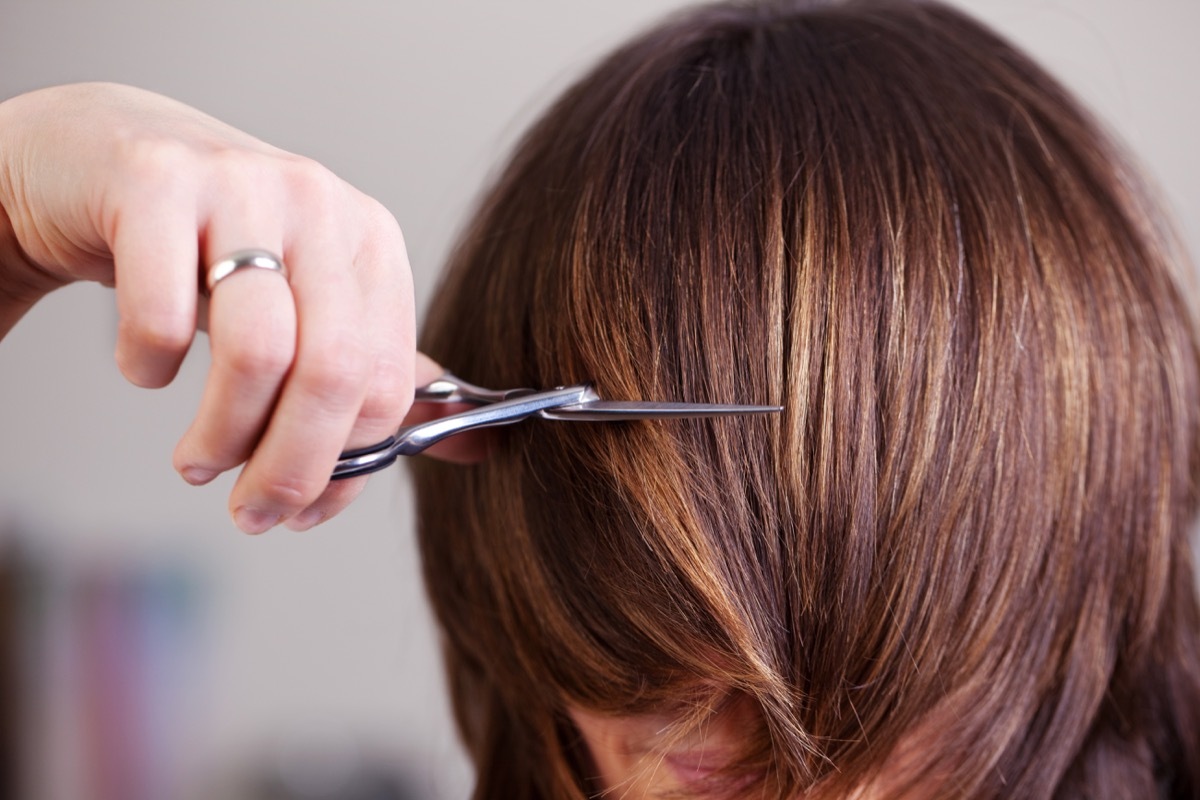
[539,401,782,422]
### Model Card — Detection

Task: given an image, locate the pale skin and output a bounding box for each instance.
[0,82,455,533]
[569,699,760,797]
[572,702,904,799]
[0,82,778,798]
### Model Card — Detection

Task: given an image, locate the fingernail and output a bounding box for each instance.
[181,466,218,485]
[286,508,326,531]
[234,506,281,534]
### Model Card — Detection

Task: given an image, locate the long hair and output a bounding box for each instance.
[412,1,1200,797]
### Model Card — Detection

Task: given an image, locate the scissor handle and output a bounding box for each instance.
[330,435,399,480]
[331,384,594,480]
[414,373,528,404]
[329,378,778,480]
[330,375,518,479]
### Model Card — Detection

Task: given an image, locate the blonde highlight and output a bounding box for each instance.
[414,2,1200,797]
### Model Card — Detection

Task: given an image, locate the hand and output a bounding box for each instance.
[0,82,433,532]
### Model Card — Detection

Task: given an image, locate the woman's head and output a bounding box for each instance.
[413,1,1200,797]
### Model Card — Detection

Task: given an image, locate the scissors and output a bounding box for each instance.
[331,373,782,479]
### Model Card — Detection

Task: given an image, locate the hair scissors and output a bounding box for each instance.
[331,373,782,479]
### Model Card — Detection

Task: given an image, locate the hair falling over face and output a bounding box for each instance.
[412,1,1200,797]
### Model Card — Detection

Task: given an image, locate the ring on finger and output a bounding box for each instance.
[205,249,289,295]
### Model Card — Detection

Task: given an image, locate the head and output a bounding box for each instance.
[413,1,1200,797]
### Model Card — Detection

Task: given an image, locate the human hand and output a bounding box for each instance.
[0,82,434,532]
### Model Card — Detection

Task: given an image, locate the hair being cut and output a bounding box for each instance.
[413,1,1200,797]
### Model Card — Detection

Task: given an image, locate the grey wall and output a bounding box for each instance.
[1,1,1196,797]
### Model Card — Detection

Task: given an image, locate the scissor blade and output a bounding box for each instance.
[540,401,782,422]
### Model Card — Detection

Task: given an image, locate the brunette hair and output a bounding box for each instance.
[412,1,1200,797]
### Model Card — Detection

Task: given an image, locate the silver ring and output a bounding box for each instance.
[205,249,288,294]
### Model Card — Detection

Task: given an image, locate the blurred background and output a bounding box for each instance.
[0,0,1196,797]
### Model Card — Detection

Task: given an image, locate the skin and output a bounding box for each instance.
[569,698,761,798]
[0,82,944,799]
[0,82,442,532]
[0,83,753,795]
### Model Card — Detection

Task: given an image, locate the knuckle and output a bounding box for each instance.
[119,136,196,183]
[283,157,345,210]
[357,198,409,265]
[111,138,201,215]
[208,146,270,188]
[358,364,410,426]
[119,308,193,355]
[296,335,370,405]
[223,333,294,379]
[257,472,325,509]
[362,196,404,242]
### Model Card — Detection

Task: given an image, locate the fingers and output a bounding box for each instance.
[230,213,373,532]
[173,167,419,534]
[5,84,425,533]
[103,129,419,533]
[276,210,418,530]
[171,169,292,493]
[279,334,446,531]
[110,161,200,388]
[173,267,294,486]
